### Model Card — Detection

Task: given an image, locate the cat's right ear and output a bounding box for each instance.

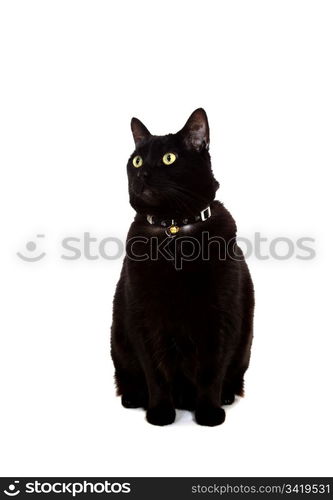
[131,118,151,147]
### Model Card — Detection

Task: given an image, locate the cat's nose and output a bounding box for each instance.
[137,170,149,179]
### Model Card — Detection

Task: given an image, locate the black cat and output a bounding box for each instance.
[111,109,254,426]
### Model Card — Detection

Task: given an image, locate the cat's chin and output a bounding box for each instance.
[130,191,161,211]
[141,187,155,200]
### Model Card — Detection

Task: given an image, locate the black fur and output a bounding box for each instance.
[111,109,254,426]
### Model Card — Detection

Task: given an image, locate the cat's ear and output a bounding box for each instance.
[180,108,210,151]
[131,117,151,147]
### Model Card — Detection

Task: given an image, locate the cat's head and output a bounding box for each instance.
[127,108,219,217]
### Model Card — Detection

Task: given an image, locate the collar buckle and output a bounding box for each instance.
[200,206,211,221]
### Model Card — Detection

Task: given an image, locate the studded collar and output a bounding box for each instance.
[146,206,212,237]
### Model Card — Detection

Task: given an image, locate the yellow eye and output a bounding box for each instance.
[132,155,143,168]
[162,152,177,165]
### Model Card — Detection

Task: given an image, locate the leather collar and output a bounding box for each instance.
[146,206,212,237]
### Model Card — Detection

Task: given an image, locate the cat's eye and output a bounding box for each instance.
[132,155,143,168]
[162,152,177,165]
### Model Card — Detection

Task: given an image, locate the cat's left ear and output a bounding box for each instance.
[179,108,210,151]
[131,117,151,147]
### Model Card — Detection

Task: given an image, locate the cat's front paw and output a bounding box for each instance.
[195,406,226,426]
[146,405,176,426]
[121,395,146,409]
[221,393,235,405]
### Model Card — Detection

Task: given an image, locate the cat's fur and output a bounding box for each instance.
[111,109,254,426]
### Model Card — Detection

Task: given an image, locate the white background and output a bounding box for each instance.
[0,0,332,477]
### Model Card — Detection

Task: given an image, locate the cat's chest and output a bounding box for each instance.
[126,255,218,324]
[126,224,222,274]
